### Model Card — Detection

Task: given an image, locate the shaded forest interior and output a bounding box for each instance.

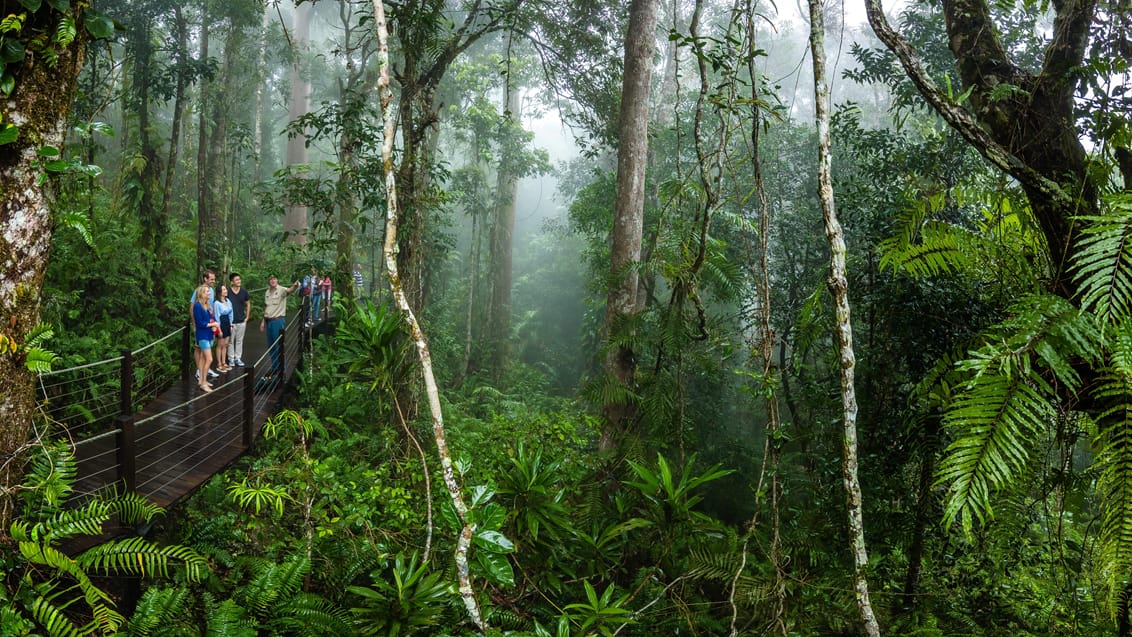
[0,0,1130,634]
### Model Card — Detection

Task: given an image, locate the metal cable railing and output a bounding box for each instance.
[59,299,322,505]
[39,326,186,440]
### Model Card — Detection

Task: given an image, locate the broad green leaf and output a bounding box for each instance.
[17,0,42,11]
[37,145,60,157]
[476,502,505,530]
[1,73,14,96]
[0,123,17,145]
[45,0,70,10]
[473,530,514,553]
[1,39,24,63]
[474,551,514,586]
[83,12,114,39]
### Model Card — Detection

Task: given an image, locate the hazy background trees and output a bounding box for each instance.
[2,0,1130,632]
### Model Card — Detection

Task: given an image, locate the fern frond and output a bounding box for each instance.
[127,587,191,637]
[41,503,112,544]
[107,489,165,525]
[879,220,967,278]
[203,596,254,637]
[242,556,309,615]
[19,442,76,510]
[77,536,209,582]
[1073,194,1132,325]
[1092,375,1132,594]
[18,541,117,623]
[271,592,354,635]
[936,373,1051,534]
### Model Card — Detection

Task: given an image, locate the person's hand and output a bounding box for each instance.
[260,319,265,332]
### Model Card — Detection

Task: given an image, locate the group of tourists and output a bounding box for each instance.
[190,270,252,393]
[189,264,366,393]
[302,266,333,327]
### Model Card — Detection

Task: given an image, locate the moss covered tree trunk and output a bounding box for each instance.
[0,7,88,539]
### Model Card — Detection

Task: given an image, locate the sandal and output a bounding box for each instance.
[199,383,213,392]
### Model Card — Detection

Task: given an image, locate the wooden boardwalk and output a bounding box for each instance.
[71,307,321,511]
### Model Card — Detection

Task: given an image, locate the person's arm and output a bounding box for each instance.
[244,295,251,322]
[286,280,300,294]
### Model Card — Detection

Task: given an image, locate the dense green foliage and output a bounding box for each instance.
[9,0,1131,633]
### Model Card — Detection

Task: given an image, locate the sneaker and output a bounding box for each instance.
[194,370,199,380]
[207,369,219,378]
[234,359,244,367]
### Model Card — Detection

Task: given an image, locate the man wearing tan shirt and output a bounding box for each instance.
[260,274,299,378]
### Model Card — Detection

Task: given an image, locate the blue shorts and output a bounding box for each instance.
[197,339,213,350]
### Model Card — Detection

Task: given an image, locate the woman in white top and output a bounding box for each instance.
[213,285,235,372]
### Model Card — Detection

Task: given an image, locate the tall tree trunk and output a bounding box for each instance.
[196,7,212,274]
[132,14,165,279]
[371,0,485,629]
[600,0,660,452]
[0,6,88,539]
[807,0,881,633]
[740,0,786,632]
[253,4,273,185]
[205,23,239,271]
[162,5,189,241]
[487,84,521,379]
[284,0,312,245]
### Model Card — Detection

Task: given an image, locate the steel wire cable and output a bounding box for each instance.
[135,408,241,477]
[137,427,242,494]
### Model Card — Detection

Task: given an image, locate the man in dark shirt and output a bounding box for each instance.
[227,273,251,366]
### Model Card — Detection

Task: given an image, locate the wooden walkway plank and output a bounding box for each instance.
[70,307,324,509]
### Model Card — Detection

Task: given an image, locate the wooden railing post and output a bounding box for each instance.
[181,320,191,382]
[243,365,255,449]
[279,327,287,380]
[119,349,133,415]
[116,414,136,493]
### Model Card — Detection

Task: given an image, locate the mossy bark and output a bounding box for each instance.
[0,15,87,540]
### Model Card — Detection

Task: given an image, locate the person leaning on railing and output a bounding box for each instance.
[259,274,299,380]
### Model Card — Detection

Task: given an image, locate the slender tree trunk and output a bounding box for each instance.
[487,84,521,378]
[0,8,88,540]
[808,0,881,633]
[600,0,660,452]
[371,0,485,629]
[284,0,312,244]
[205,24,239,271]
[132,14,165,278]
[196,7,211,274]
[162,5,189,231]
[740,0,786,632]
[253,4,273,185]
[902,437,936,606]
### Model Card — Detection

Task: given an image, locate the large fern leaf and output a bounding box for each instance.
[126,587,191,637]
[936,373,1051,534]
[1073,195,1132,325]
[77,536,208,582]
